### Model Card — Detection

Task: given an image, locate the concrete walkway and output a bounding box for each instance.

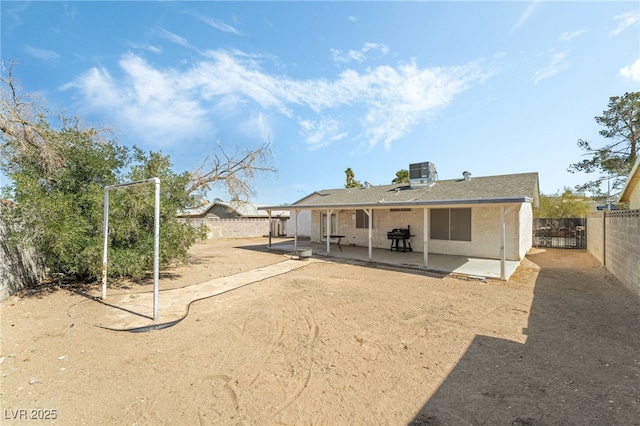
[85,258,316,332]
[266,240,521,281]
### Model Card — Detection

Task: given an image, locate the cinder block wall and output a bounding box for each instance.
[605,211,640,296]
[588,210,640,296]
[206,219,270,239]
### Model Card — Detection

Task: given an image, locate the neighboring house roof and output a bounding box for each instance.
[180,200,290,218]
[618,157,640,204]
[261,172,539,211]
[228,201,290,218]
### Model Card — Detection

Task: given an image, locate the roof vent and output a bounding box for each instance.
[409,162,438,188]
[364,181,371,189]
[463,171,472,181]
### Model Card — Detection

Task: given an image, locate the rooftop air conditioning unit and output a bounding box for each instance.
[409,162,437,188]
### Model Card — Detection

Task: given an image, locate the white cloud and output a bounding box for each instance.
[200,16,243,35]
[63,54,214,146]
[298,117,348,151]
[65,49,487,151]
[512,1,539,32]
[533,51,568,84]
[331,43,389,64]
[610,10,639,37]
[128,43,162,54]
[24,45,60,63]
[559,29,585,41]
[156,28,193,49]
[620,58,640,82]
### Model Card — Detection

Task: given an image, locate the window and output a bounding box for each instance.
[430,208,471,241]
[356,210,371,229]
[321,213,337,236]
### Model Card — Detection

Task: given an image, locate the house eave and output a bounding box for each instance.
[619,157,640,203]
[258,196,533,211]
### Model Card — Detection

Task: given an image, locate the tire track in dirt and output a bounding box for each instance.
[271,291,320,417]
[198,305,289,418]
[238,308,286,390]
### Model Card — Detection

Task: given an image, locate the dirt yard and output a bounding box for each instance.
[1,238,638,425]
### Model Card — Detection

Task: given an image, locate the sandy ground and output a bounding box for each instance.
[1,238,638,425]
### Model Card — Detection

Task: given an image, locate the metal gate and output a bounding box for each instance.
[533,218,587,249]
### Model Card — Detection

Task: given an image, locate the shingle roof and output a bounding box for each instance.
[280,172,539,210]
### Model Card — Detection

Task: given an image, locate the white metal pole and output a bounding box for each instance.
[366,209,372,261]
[101,178,161,315]
[294,210,299,250]
[423,207,429,268]
[326,209,331,254]
[102,189,110,300]
[267,211,272,247]
[500,206,506,280]
[153,178,160,321]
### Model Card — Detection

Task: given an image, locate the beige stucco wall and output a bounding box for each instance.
[310,204,529,261]
[587,213,604,263]
[518,203,533,259]
[629,187,640,210]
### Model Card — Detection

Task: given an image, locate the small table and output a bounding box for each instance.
[325,235,345,252]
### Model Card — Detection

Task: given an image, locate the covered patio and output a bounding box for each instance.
[265,238,522,280]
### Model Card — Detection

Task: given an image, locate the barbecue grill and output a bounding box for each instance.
[387,226,413,252]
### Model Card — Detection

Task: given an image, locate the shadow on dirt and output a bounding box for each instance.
[410,249,640,425]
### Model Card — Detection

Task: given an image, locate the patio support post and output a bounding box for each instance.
[294,210,299,250]
[500,206,506,280]
[326,209,333,254]
[268,210,272,247]
[423,207,429,268]
[365,208,372,261]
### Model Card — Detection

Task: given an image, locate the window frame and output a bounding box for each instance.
[430,208,471,241]
[321,213,337,237]
[355,210,372,229]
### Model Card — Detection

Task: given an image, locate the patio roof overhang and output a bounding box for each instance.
[259,196,531,281]
[258,196,533,212]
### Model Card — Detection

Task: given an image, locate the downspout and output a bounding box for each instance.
[603,211,606,267]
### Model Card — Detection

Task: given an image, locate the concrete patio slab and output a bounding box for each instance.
[266,240,521,281]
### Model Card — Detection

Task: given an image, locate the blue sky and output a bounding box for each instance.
[2,1,639,204]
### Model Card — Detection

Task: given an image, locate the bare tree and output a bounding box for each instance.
[187,141,277,200]
[0,60,62,173]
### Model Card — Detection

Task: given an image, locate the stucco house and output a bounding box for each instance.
[619,157,640,210]
[260,163,539,279]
